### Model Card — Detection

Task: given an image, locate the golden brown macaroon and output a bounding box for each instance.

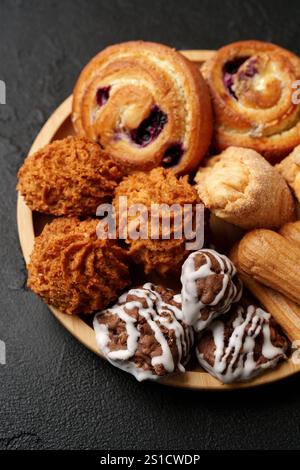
[17,136,123,216]
[27,217,131,315]
[113,168,204,276]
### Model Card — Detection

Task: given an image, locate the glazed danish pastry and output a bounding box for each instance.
[202,40,300,162]
[72,41,212,174]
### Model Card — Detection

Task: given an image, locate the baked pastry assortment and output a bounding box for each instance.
[94,283,194,381]
[203,40,300,162]
[19,39,300,386]
[195,147,295,230]
[72,41,212,175]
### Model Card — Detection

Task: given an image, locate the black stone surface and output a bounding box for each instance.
[1,0,300,450]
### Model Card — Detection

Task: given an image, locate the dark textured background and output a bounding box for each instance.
[1,0,300,450]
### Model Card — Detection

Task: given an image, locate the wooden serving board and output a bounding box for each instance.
[17,50,300,390]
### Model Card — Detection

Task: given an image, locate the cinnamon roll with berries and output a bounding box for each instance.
[72,41,212,174]
[202,40,300,163]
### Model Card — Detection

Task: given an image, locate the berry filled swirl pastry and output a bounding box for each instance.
[202,40,300,162]
[72,41,212,174]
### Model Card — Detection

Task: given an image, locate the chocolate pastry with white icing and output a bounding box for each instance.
[181,249,242,332]
[93,283,194,381]
[196,302,288,384]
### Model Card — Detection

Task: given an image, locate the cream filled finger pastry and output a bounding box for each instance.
[196,302,288,384]
[93,283,194,381]
[181,249,242,332]
[72,41,212,174]
[202,40,300,162]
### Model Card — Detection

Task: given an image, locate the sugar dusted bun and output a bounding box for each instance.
[180,249,242,331]
[93,283,194,381]
[195,147,296,230]
[202,40,300,162]
[72,41,212,174]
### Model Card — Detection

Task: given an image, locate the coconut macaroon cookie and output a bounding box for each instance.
[181,249,243,331]
[27,217,131,315]
[93,283,194,381]
[17,136,123,216]
[113,167,206,276]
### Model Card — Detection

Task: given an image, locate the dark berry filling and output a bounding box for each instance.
[223,57,249,97]
[162,143,184,168]
[239,59,258,80]
[223,72,234,90]
[130,106,168,146]
[96,86,111,107]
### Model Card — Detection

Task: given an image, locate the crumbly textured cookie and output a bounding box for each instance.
[17,136,123,216]
[196,302,288,383]
[27,217,131,315]
[277,145,300,203]
[202,40,300,162]
[93,283,194,381]
[231,229,300,306]
[181,249,242,331]
[72,41,212,175]
[113,167,205,276]
[195,147,295,230]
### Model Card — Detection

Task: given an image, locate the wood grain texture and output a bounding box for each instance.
[17,50,300,390]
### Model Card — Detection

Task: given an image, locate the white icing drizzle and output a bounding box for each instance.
[196,305,286,384]
[93,283,194,381]
[180,249,242,331]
